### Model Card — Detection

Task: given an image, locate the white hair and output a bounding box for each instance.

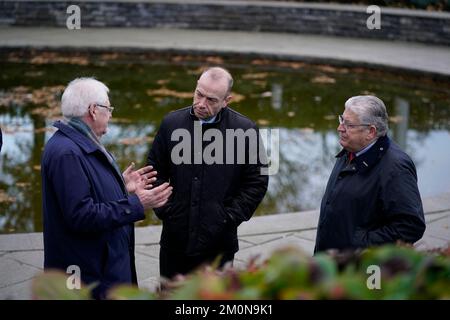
[61,77,109,117]
[345,95,389,137]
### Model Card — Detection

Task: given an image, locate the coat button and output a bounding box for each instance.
[194,177,198,181]
[124,209,131,215]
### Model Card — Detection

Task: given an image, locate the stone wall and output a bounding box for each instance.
[1,0,449,45]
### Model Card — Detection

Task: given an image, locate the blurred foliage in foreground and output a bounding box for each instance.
[32,244,450,300]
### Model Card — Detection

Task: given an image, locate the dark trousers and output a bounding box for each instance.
[159,247,235,279]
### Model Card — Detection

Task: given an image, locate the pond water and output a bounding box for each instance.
[1,51,449,234]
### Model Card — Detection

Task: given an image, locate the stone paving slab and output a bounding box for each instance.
[1,27,450,77]
[238,210,319,236]
[135,225,162,245]
[3,251,44,270]
[0,258,38,290]
[0,233,43,251]
[135,244,160,259]
[237,239,255,250]
[422,215,450,242]
[235,234,315,263]
[425,211,449,224]
[294,229,318,241]
[423,193,450,213]
[0,279,33,300]
[239,234,285,245]
[135,252,160,283]
[139,276,160,293]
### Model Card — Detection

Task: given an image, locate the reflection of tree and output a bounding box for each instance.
[255,130,336,216]
[30,113,46,231]
[0,109,46,233]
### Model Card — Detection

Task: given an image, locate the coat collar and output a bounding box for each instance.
[336,135,391,173]
[189,105,227,124]
[53,120,100,154]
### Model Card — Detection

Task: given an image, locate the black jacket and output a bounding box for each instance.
[315,135,426,253]
[147,106,269,256]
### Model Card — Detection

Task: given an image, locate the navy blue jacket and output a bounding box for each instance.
[41,121,145,298]
[315,135,426,253]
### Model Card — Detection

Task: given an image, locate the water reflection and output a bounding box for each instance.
[392,97,410,150]
[1,53,450,233]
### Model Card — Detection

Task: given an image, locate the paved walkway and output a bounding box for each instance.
[0,192,449,299]
[1,27,450,77]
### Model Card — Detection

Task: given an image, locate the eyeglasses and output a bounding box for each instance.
[95,103,114,114]
[338,115,371,130]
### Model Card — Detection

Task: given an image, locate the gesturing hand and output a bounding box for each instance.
[136,182,173,209]
[123,162,157,194]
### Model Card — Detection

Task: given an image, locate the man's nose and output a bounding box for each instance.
[198,97,208,108]
[337,123,345,132]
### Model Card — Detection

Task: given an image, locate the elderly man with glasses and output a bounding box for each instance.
[41,77,172,299]
[314,95,426,253]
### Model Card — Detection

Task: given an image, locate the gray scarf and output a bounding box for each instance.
[63,117,126,190]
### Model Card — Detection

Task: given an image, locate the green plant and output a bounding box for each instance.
[32,245,450,300]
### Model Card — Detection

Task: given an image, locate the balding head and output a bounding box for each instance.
[192,66,234,120]
[199,67,234,97]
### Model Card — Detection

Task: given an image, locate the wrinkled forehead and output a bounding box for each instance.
[342,108,360,121]
[196,75,229,98]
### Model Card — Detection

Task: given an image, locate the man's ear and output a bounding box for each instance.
[88,104,96,120]
[224,95,232,105]
[368,125,377,140]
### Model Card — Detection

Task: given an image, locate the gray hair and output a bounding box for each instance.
[344,95,389,137]
[200,67,234,96]
[61,77,109,117]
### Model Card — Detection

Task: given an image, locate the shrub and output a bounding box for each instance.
[32,245,450,300]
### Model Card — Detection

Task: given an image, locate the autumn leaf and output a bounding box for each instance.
[205,56,224,64]
[324,115,336,120]
[100,53,120,61]
[0,190,16,203]
[156,79,170,86]
[242,73,269,80]
[118,137,154,145]
[146,88,192,99]
[389,116,405,123]
[16,182,31,188]
[230,93,245,103]
[257,119,270,126]
[30,52,89,65]
[311,75,336,84]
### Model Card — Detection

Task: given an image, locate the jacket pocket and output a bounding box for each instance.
[351,227,368,248]
[197,202,229,249]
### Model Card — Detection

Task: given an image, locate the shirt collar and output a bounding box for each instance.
[355,139,378,157]
[199,114,217,124]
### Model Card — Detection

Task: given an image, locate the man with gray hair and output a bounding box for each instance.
[315,95,425,252]
[41,77,172,299]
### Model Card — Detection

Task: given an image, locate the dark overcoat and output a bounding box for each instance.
[147,106,269,256]
[315,135,426,252]
[42,121,144,298]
